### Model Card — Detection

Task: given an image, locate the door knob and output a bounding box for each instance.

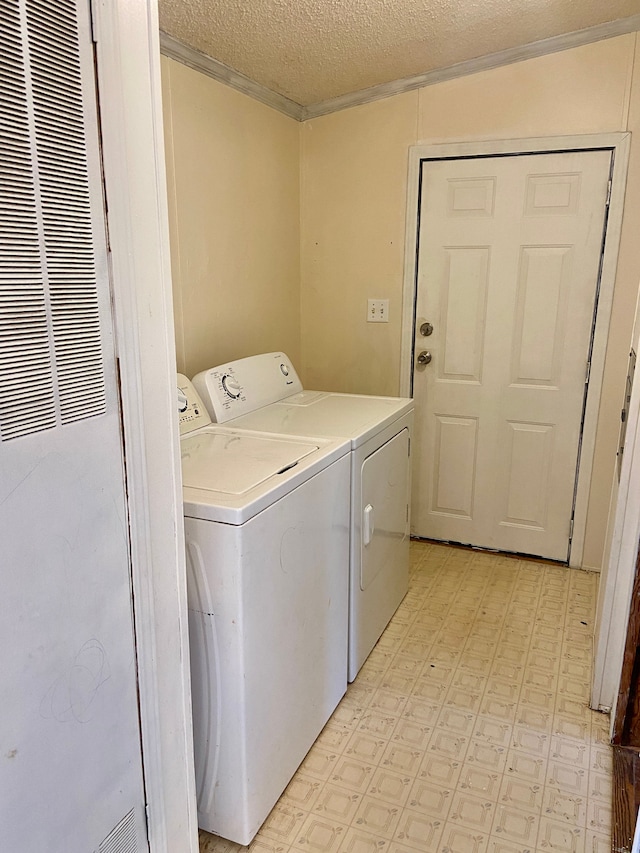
[419,322,434,337]
[417,351,432,365]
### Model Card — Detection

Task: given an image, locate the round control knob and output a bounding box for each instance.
[280,363,289,376]
[222,374,242,399]
[177,388,188,413]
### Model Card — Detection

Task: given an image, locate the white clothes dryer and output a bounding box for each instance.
[192,353,414,682]
[177,375,350,846]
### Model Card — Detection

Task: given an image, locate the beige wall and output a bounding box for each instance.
[300,34,640,570]
[300,91,419,394]
[161,56,301,377]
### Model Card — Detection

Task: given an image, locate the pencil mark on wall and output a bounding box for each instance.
[40,638,111,723]
[0,460,42,508]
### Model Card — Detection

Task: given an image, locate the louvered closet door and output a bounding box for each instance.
[0,2,148,852]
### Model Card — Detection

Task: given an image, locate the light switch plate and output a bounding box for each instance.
[367,299,389,322]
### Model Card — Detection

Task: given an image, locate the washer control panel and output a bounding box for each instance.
[221,373,242,399]
[197,366,248,419]
[192,352,303,423]
[177,374,211,436]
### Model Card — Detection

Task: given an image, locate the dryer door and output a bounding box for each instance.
[361,428,411,590]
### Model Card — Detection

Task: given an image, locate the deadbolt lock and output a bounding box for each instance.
[420,322,434,337]
[417,351,432,365]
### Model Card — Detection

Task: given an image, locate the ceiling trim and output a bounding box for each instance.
[160,15,640,123]
[159,32,305,121]
[303,14,640,119]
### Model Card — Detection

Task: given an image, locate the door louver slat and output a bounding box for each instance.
[0,0,106,441]
[98,809,137,853]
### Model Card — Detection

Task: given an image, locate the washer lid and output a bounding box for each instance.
[181,430,319,495]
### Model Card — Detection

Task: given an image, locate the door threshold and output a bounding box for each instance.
[409,536,567,567]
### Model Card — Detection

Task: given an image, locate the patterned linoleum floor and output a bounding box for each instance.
[199,541,612,853]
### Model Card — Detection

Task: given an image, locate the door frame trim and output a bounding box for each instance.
[92,1,198,851]
[591,292,640,713]
[400,133,631,568]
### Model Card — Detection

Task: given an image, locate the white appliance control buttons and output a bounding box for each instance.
[178,388,189,412]
[222,374,242,399]
[280,363,289,376]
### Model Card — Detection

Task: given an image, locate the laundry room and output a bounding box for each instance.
[7,3,640,853]
[159,10,640,852]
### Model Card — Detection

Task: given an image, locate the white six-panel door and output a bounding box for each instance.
[411,150,612,561]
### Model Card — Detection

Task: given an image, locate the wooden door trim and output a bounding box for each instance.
[613,539,640,742]
[612,744,640,853]
[400,133,631,569]
[611,542,640,853]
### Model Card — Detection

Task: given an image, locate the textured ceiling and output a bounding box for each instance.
[158,0,640,107]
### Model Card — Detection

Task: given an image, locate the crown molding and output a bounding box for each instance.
[159,32,304,121]
[161,15,640,123]
[303,14,640,119]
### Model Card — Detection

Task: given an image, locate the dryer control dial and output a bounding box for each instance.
[221,374,242,399]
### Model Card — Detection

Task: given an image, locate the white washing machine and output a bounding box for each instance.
[192,353,414,681]
[177,375,350,846]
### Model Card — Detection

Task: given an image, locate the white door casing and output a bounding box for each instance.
[90,0,199,850]
[401,135,630,568]
[591,290,640,714]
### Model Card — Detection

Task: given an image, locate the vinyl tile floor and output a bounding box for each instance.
[199,541,612,853]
